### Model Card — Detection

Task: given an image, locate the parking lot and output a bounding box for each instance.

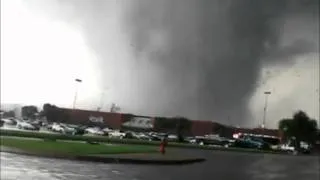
[0,118,317,155]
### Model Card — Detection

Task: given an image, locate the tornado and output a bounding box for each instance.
[22,0,319,126]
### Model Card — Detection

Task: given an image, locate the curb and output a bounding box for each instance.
[0,147,205,165]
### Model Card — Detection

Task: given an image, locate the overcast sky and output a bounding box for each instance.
[1,0,319,128]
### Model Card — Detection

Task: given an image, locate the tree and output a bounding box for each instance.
[41,103,69,123]
[154,117,175,132]
[173,116,192,142]
[279,110,318,146]
[153,116,192,141]
[110,103,121,113]
[21,106,38,120]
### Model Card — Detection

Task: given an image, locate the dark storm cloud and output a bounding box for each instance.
[23,0,319,125]
[125,0,318,125]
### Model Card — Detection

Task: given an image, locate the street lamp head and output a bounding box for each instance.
[75,79,82,82]
[264,91,271,95]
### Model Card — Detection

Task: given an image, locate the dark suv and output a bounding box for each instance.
[233,136,271,150]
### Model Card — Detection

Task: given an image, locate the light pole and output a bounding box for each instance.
[73,78,82,109]
[262,91,271,129]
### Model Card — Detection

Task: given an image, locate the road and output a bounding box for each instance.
[1,148,319,180]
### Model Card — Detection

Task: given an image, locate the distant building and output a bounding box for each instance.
[191,120,214,136]
[45,107,280,137]
[58,108,124,129]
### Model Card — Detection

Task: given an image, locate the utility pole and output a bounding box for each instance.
[262,91,271,129]
[73,78,82,109]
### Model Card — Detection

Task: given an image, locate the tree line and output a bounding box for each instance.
[279,110,318,146]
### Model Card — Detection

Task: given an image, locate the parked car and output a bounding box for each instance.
[72,125,87,135]
[149,134,163,141]
[300,141,312,154]
[46,123,54,131]
[197,137,231,147]
[186,136,198,144]
[85,127,106,136]
[1,118,17,125]
[123,131,135,139]
[62,124,82,135]
[102,127,113,135]
[280,143,295,152]
[233,135,271,150]
[167,134,178,141]
[28,120,42,130]
[51,123,67,133]
[16,121,39,131]
[108,130,126,139]
[280,139,312,154]
[134,132,152,141]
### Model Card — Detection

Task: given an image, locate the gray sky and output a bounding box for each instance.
[1,0,319,128]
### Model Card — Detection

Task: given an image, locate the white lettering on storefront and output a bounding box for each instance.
[88,115,104,123]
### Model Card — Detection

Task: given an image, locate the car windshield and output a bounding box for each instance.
[1,0,319,179]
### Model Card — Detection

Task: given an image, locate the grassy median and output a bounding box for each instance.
[0,137,157,155]
[0,129,286,155]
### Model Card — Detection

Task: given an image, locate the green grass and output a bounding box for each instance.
[0,129,160,145]
[0,129,286,155]
[0,137,157,156]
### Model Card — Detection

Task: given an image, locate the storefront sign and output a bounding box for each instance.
[88,115,104,123]
[122,116,153,129]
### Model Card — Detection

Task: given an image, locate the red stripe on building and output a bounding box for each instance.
[191,120,213,136]
[61,108,123,129]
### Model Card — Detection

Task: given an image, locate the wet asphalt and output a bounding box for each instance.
[1,124,319,180]
[1,148,319,180]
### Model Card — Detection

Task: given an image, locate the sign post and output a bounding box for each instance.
[73,78,82,109]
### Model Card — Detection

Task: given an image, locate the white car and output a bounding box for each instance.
[108,130,126,139]
[186,137,197,144]
[16,121,39,130]
[51,123,65,133]
[167,134,178,141]
[51,123,77,134]
[85,127,105,136]
[280,139,307,154]
[280,143,295,152]
[61,125,77,135]
[135,133,151,140]
[1,118,17,125]
[102,127,113,133]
